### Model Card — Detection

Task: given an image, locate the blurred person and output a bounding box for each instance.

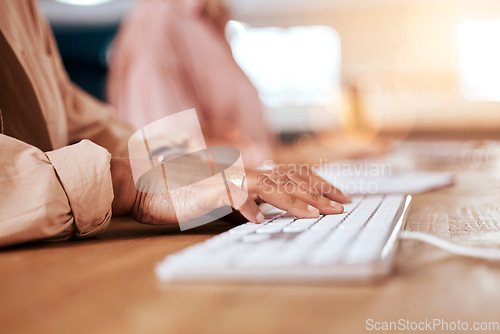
[107,0,272,168]
[0,0,349,248]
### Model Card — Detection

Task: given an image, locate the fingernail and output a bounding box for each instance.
[307,205,320,217]
[256,212,265,223]
[330,201,344,211]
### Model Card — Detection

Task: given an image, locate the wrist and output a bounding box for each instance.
[110,157,137,216]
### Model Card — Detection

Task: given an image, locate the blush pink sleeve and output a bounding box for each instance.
[0,136,113,247]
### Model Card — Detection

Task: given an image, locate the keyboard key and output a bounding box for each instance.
[204,234,242,248]
[260,203,286,218]
[291,219,319,224]
[308,246,343,266]
[283,222,315,233]
[311,215,344,229]
[338,216,368,230]
[256,224,285,234]
[343,236,385,264]
[341,203,358,213]
[242,234,271,243]
[310,222,336,231]
[229,223,260,235]
[238,252,302,268]
[270,217,295,225]
[321,214,346,223]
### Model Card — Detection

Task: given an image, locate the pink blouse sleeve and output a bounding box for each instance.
[107,0,274,167]
[0,135,113,247]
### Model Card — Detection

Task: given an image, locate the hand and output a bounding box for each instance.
[243,166,350,219]
[110,158,350,226]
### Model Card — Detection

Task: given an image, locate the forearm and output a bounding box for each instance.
[110,157,137,217]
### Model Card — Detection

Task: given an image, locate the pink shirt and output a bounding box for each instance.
[0,0,134,247]
[107,0,273,167]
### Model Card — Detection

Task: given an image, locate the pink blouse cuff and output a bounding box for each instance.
[46,140,113,238]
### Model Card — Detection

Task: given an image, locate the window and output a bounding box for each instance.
[458,21,500,102]
[226,21,341,132]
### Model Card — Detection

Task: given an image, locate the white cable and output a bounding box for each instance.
[400,231,500,261]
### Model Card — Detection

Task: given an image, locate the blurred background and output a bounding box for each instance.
[40,0,500,141]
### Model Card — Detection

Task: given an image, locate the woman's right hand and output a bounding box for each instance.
[111,158,351,227]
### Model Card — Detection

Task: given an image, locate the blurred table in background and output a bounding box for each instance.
[275,129,500,165]
[1,135,500,334]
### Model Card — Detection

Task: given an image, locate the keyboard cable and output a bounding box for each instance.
[400,231,500,261]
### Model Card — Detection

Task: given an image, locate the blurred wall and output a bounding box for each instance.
[41,0,500,132]
[229,0,500,132]
[51,25,117,101]
[40,0,134,101]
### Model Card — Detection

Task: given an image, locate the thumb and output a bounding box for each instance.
[224,182,264,224]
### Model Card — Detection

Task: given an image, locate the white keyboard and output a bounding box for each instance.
[156,194,412,283]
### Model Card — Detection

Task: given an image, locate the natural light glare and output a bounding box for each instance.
[227,21,341,109]
[55,0,114,6]
[458,21,500,102]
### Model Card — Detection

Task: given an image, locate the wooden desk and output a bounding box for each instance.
[2,140,500,334]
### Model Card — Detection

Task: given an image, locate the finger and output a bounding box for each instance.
[301,174,351,204]
[267,167,350,204]
[237,197,265,224]
[270,174,344,214]
[246,174,320,219]
[225,182,264,224]
[287,166,351,204]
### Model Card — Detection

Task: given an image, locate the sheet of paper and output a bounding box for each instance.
[315,162,454,195]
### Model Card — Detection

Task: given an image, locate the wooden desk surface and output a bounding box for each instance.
[2,140,500,334]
